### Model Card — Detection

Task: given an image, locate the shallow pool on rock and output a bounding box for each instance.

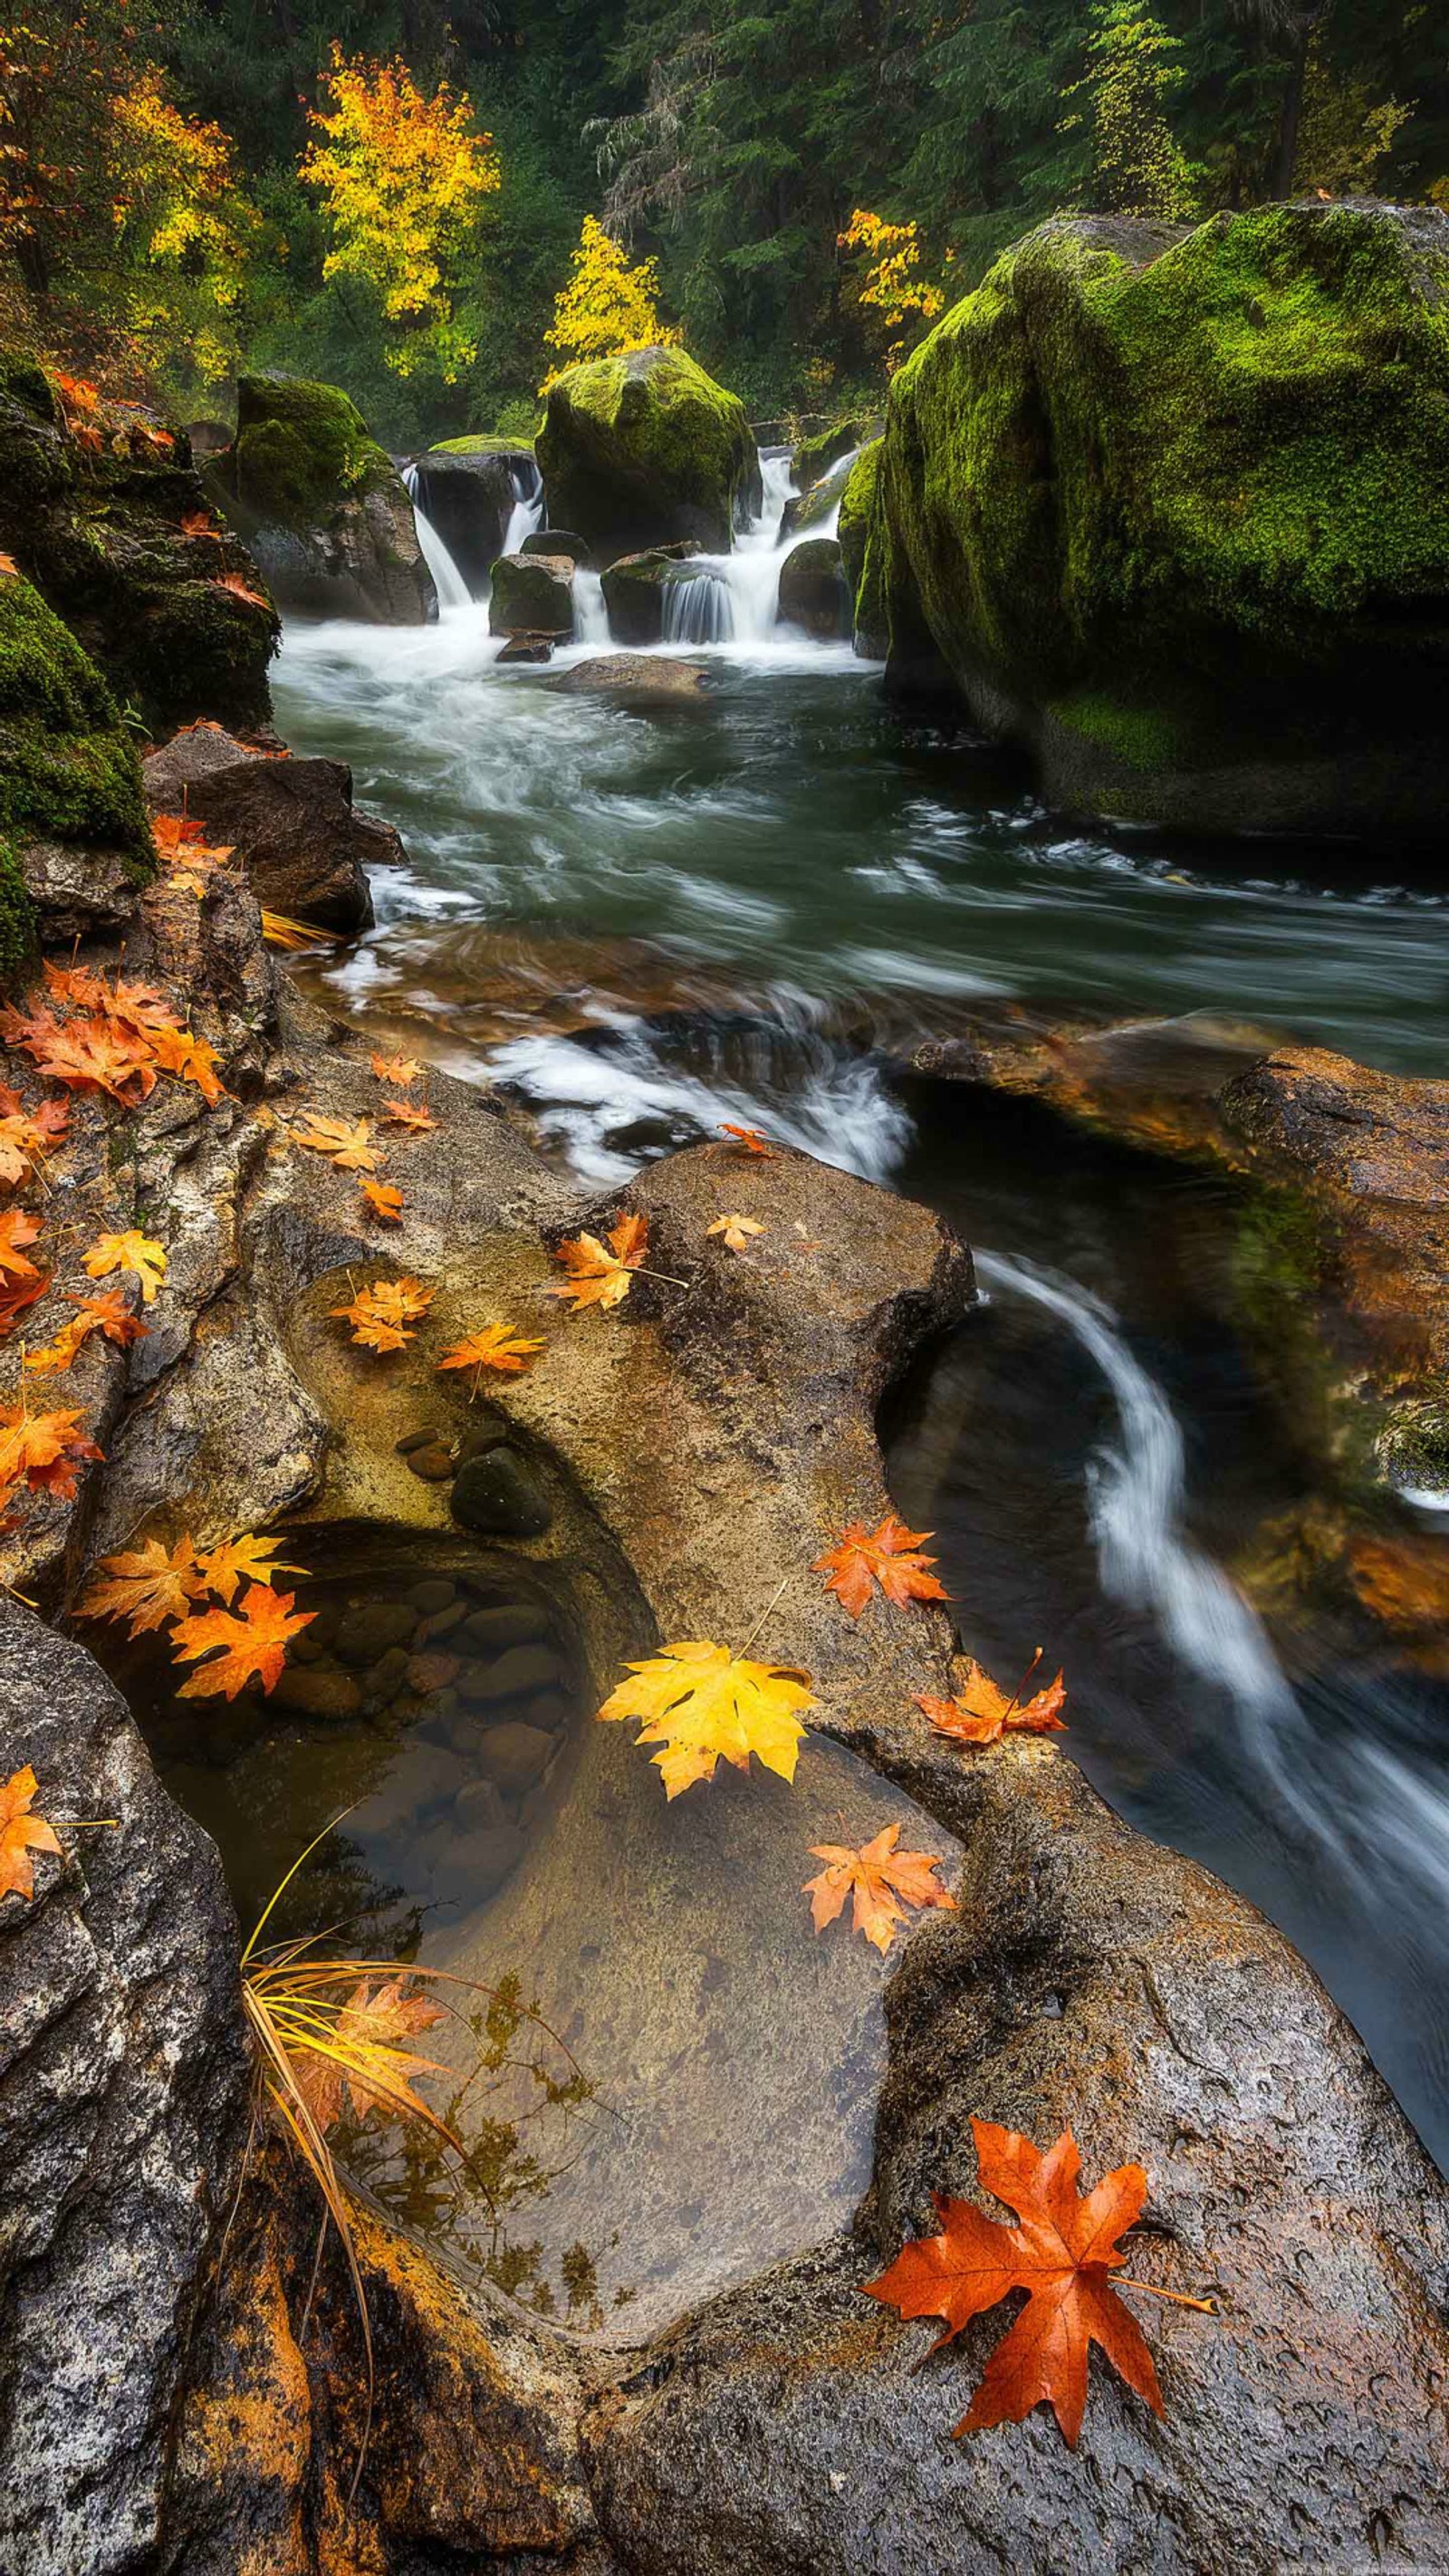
[97,1531,958,2336]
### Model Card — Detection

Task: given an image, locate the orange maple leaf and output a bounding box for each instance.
[0,1765,63,1902]
[804,1821,956,1954]
[917,1655,1067,1747]
[292,1975,446,2134]
[170,1583,315,1698]
[813,1514,949,1620]
[64,1289,149,1348]
[0,1207,42,1282]
[80,1536,206,1637]
[358,1176,404,1224]
[195,1532,307,1606]
[331,1275,433,1350]
[0,553,18,579]
[720,1121,777,1158]
[149,1022,228,1105]
[180,508,221,539]
[0,1402,103,1508]
[437,1322,543,1389]
[382,1099,436,1132]
[370,1052,422,1087]
[212,570,272,612]
[862,2119,1166,2447]
[0,1092,68,1186]
[2,1004,156,1102]
[294,1113,380,1172]
[550,1211,649,1312]
[0,1273,50,1341]
[84,1230,167,1304]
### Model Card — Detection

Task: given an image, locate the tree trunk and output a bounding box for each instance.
[1273,12,1320,199]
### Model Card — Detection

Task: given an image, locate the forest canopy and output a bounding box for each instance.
[1,0,1444,444]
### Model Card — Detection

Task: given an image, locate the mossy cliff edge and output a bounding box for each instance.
[537,345,761,562]
[872,200,1449,841]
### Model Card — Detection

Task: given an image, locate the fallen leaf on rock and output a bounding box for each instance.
[383,1099,436,1133]
[180,509,222,539]
[0,1208,42,1281]
[80,1535,206,1636]
[292,1974,446,2133]
[917,1654,1067,1746]
[149,1021,228,1105]
[84,1230,167,1304]
[358,1177,404,1225]
[550,1211,648,1312]
[65,1289,149,1348]
[1,1005,156,1102]
[293,1113,380,1173]
[862,2119,1166,2447]
[804,1821,955,1954]
[370,1053,422,1087]
[171,1583,315,1699]
[0,553,18,578]
[438,1323,543,1386]
[720,1122,777,1158]
[196,1532,307,1606]
[598,1638,816,1798]
[707,1212,764,1253]
[814,1513,949,1620]
[331,1275,434,1350]
[0,1273,50,1340]
[0,1765,62,1901]
[0,1402,103,1508]
[213,570,272,611]
[0,1092,68,1186]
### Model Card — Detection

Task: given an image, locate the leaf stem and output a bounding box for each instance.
[1117,2274,1218,2315]
[741,1572,792,1658]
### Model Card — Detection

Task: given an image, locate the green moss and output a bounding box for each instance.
[229,374,394,528]
[0,575,151,869]
[1377,1392,1449,1494]
[430,433,537,457]
[837,438,880,619]
[1048,691,1185,773]
[0,836,36,983]
[537,347,758,557]
[878,202,1449,771]
[792,413,881,489]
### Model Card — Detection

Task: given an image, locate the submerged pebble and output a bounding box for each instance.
[450,1447,552,1537]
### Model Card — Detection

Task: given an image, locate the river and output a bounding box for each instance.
[268,487,1449,2184]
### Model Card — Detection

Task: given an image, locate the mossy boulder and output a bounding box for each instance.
[213,376,435,624]
[600,543,704,646]
[791,413,882,491]
[0,569,154,961]
[777,537,850,639]
[837,439,883,648]
[0,354,278,737]
[488,553,574,638]
[410,441,540,596]
[537,348,761,563]
[877,201,1449,840]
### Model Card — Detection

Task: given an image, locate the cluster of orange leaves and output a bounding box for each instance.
[290,1053,437,1231]
[0,957,226,1108]
[80,1528,312,1700]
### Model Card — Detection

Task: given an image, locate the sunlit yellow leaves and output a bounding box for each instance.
[370,1052,422,1087]
[80,1534,205,1637]
[598,1639,817,1799]
[359,1176,404,1225]
[550,1211,648,1312]
[293,1112,380,1172]
[301,48,500,382]
[84,1230,167,1304]
[291,1974,446,2134]
[706,1211,764,1253]
[437,1322,542,1391]
[541,215,678,390]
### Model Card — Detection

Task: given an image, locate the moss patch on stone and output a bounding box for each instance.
[0,835,35,981]
[537,347,759,560]
[227,375,394,530]
[0,573,150,872]
[430,434,536,457]
[792,414,882,491]
[837,438,880,633]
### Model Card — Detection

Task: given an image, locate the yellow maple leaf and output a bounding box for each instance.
[293,1113,379,1173]
[706,1212,765,1253]
[549,1211,648,1312]
[79,1535,206,1637]
[83,1230,167,1304]
[598,1639,817,1799]
[195,1532,307,1607]
[0,1764,63,1901]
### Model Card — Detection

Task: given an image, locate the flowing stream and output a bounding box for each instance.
[262,496,1449,2182]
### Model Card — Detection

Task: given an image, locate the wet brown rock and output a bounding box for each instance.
[551,652,710,706]
[476,1719,552,1796]
[272,1664,363,1722]
[143,725,406,931]
[459,1644,564,1705]
[334,1603,417,1667]
[461,1600,552,1651]
[404,1439,454,1482]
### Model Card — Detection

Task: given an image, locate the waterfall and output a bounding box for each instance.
[655,449,802,649]
[401,464,472,610]
[661,569,734,646]
[571,568,609,644]
[502,455,545,557]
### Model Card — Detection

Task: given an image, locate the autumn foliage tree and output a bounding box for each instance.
[301,49,501,384]
[541,215,678,389]
[837,209,948,371]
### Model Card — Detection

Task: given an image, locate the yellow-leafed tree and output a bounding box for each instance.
[541,215,678,389]
[838,209,947,372]
[110,71,260,382]
[301,48,500,381]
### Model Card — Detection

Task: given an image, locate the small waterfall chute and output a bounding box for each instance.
[402,464,472,610]
[502,454,545,557]
[662,568,735,647]
[571,567,609,644]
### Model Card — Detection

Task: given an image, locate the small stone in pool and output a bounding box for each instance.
[527,1689,572,1735]
[408,1577,456,1615]
[455,1775,505,1831]
[450,1447,552,1538]
[396,1429,437,1456]
[429,1820,525,1905]
[408,1650,462,1696]
[477,1719,552,1796]
[272,1665,364,1722]
[461,1600,552,1652]
[454,1411,510,1468]
[406,1442,456,1483]
[335,1602,417,1666]
[362,1644,411,1711]
[417,1600,468,1644]
[458,1644,564,1705]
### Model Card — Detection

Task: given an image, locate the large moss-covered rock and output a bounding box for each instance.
[213,375,435,624]
[837,439,882,648]
[537,347,761,563]
[409,440,540,596]
[791,412,882,492]
[0,354,278,737]
[877,201,1449,840]
[600,542,703,645]
[0,569,154,962]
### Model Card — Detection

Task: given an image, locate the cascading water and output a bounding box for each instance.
[401,464,473,611]
[571,567,609,644]
[501,455,545,557]
[659,447,801,649]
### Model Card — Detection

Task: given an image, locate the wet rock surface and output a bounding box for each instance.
[408,441,535,593]
[551,651,709,706]
[779,533,850,637]
[213,374,435,625]
[143,722,404,928]
[489,550,575,638]
[598,543,703,645]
